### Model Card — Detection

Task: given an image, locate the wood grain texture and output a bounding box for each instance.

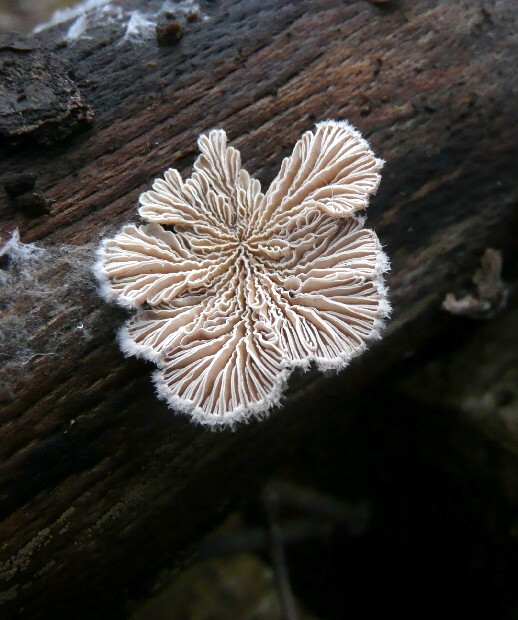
[0,0,517,617]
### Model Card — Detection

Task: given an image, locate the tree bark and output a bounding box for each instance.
[0,0,517,617]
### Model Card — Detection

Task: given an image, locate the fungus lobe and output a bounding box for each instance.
[95,121,390,426]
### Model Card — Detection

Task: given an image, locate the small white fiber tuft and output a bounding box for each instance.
[0,228,45,265]
[34,0,205,44]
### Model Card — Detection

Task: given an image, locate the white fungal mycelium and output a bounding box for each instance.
[0,230,100,400]
[34,0,204,44]
[95,121,391,427]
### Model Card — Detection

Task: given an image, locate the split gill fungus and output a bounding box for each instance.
[95,121,391,427]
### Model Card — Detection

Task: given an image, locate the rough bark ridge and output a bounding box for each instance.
[0,0,517,617]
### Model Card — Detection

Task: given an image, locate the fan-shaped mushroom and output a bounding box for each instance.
[95,121,390,426]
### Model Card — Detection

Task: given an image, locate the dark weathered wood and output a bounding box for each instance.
[0,0,517,617]
[0,34,93,145]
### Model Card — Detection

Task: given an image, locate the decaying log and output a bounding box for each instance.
[0,0,517,617]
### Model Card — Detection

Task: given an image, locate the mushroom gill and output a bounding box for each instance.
[95,121,390,426]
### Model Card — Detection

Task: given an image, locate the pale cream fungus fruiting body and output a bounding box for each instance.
[95,121,391,427]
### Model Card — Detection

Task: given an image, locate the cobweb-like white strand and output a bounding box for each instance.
[1,231,104,401]
[95,121,391,427]
[34,0,204,44]
[0,229,45,265]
